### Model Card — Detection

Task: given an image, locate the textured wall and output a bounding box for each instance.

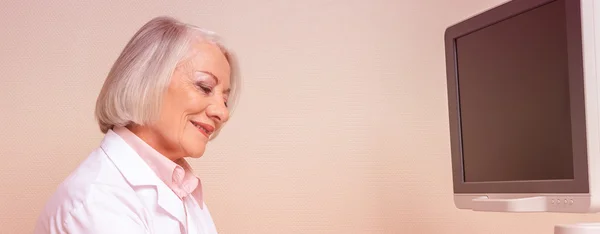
[1,0,598,233]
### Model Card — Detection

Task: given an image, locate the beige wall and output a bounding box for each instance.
[1,0,597,233]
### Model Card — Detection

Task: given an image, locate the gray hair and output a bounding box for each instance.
[94,16,240,138]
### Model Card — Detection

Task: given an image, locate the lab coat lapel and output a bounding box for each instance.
[100,130,187,227]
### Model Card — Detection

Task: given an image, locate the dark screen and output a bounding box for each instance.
[455,0,575,182]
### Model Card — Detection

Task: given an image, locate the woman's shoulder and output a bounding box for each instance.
[34,146,149,233]
[61,147,131,193]
[36,147,142,223]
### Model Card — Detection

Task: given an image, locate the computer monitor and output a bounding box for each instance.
[444,0,600,213]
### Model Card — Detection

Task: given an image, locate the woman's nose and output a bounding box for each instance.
[206,102,229,123]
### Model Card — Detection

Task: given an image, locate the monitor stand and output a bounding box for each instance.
[466,197,600,233]
[555,223,600,234]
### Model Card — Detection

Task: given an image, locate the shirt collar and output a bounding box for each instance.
[113,126,204,208]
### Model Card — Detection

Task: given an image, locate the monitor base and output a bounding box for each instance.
[470,196,547,212]
[555,223,600,234]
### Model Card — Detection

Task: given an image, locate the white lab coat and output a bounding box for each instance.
[33,130,218,234]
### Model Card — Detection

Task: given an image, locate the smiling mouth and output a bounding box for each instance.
[190,121,214,137]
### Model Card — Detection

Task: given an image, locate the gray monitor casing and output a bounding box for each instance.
[444,0,600,213]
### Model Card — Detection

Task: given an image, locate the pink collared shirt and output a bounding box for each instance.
[113,126,204,207]
[113,126,218,233]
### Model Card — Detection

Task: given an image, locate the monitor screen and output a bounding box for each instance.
[454,0,575,183]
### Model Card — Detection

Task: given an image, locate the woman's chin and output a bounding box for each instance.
[187,151,205,158]
[180,130,208,158]
[182,143,207,158]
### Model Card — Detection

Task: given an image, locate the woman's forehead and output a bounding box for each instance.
[181,41,231,85]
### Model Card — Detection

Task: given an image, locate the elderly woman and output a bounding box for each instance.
[34,16,238,234]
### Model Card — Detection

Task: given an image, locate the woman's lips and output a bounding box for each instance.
[190,120,214,138]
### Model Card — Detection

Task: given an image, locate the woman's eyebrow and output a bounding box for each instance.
[196,70,218,83]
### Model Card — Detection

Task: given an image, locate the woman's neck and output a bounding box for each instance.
[125,125,184,162]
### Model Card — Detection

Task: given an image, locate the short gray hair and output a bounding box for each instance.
[94,16,240,136]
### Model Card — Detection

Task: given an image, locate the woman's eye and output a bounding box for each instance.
[197,84,212,94]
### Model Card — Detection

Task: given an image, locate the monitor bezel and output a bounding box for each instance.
[444,0,589,194]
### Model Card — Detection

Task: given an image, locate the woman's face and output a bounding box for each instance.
[142,41,231,160]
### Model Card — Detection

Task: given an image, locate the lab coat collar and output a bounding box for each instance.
[100,129,187,226]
